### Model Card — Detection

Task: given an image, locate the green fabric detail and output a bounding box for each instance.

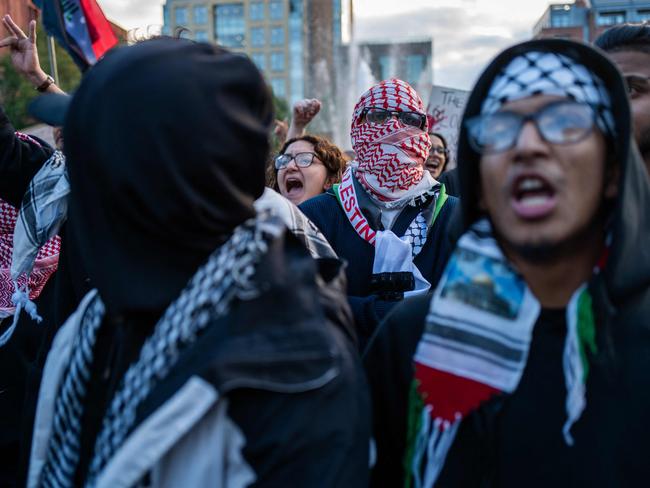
[332,183,342,206]
[403,379,425,488]
[577,289,597,383]
[431,184,448,227]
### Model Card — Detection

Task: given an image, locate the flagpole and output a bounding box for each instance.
[46,35,59,83]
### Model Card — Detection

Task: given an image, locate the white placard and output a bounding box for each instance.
[426,85,470,169]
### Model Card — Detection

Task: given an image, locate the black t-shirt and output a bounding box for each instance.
[366,295,649,487]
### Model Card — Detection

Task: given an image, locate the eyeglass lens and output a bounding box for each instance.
[365,108,424,128]
[467,101,595,154]
[275,152,315,169]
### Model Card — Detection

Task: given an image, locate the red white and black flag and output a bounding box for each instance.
[34,0,118,70]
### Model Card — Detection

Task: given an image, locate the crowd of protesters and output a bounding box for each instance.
[0,10,649,488]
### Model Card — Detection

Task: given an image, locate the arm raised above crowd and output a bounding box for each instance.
[286,98,321,141]
[0,15,65,95]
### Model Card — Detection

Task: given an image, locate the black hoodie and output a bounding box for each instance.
[365,39,650,487]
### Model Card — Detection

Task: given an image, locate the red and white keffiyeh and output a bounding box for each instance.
[351,79,432,202]
[0,199,60,319]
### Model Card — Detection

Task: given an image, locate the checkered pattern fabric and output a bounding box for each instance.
[351,79,432,202]
[0,151,65,347]
[402,213,428,258]
[40,293,105,488]
[0,151,62,322]
[38,213,283,488]
[481,51,615,136]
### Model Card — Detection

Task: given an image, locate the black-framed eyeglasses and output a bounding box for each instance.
[429,146,448,156]
[465,100,596,155]
[624,74,650,98]
[275,152,317,170]
[361,107,427,129]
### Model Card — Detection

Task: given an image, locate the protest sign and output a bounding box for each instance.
[426,85,470,169]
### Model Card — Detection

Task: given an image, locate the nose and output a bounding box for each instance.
[513,120,549,161]
[284,158,299,171]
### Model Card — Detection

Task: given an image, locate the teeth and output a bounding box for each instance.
[519,178,544,191]
[520,194,550,206]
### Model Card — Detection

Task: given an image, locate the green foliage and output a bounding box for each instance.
[35,25,82,93]
[273,94,288,122]
[0,54,33,128]
[0,24,82,128]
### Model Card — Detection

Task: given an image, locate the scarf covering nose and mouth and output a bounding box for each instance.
[351,79,432,202]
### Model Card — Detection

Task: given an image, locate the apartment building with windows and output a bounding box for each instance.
[163,0,346,106]
[534,0,650,42]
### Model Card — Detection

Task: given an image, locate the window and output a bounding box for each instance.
[271,78,286,98]
[378,55,391,81]
[551,12,572,27]
[251,27,265,47]
[251,53,266,70]
[270,52,285,71]
[163,5,171,34]
[175,7,188,25]
[195,30,209,42]
[215,3,245,48]
[270,1,284,20]
[638,10,650,22]
[250,2,265,21]
[270,26,284,45]
[406,54,424,86]
[596,11,625,26]
[193,5,208,24]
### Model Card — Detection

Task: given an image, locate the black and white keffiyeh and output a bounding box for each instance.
[254,188,337,259]
[39,213,284,488]
[481,51,615,137]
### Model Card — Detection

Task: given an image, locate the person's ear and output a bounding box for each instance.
[323,175,337,190]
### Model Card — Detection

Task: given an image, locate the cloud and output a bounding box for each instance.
[100,1,545,90]
[354,6,537,90]
[101,0,163,30]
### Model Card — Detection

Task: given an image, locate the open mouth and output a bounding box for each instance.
[284,177,304,199]
[510,174,557,220]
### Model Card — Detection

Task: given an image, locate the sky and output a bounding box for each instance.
[100,0,553,90]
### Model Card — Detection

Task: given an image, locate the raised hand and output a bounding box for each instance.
[0,15,48,87]
[292,98,321,128]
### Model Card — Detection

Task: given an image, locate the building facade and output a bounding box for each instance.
[163,0,346,107]
[0,0,38,37]
[356,39,433,98]
[534,0,650,42]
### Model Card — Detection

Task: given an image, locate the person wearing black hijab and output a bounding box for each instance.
[27,38,369,487]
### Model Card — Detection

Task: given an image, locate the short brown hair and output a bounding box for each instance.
[266,134,347,190]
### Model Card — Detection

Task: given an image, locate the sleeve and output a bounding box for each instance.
[348,294,399,352]
[226,330,371,487]
[363,295,429,487]
[0,107,54,206]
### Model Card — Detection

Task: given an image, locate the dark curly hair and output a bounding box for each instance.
[266,134,347,191]
[594,22,650,55]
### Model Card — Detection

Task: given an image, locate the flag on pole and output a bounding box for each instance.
[33,0,118,70]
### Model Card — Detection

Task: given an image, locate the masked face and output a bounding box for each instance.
[350,79,431,201]
[478,95,617,261]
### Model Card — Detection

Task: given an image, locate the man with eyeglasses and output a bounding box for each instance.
[365,39,650,487]
[300,79,458,348]
[595,23,650,172]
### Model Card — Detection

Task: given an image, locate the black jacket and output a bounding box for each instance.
[365,39,650,487]
[300,180,458,348]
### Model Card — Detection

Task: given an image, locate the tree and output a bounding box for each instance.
[0,23,81,128]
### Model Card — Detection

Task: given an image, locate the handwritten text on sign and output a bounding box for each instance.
[426,85,470,169]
